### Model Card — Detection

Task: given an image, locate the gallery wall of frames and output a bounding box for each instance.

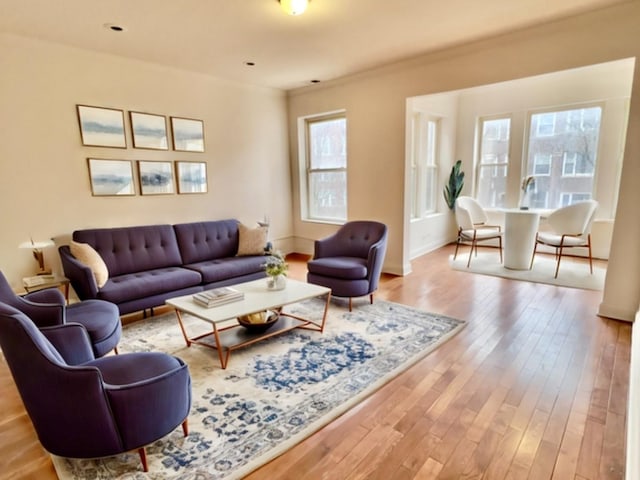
[76,105,208,196]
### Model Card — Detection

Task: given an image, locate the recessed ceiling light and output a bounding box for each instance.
[244,61,256,67]
[310,79,321,84]
[103,23,125,32]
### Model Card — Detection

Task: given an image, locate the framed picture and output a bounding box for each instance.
[176,161,208,194]
[137,160,175,195]
[77,105,126,148]
[171,117,205,152]
[129,111,168,150]
[87,159,135,196]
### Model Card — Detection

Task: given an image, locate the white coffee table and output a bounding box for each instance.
[166,278,331,369]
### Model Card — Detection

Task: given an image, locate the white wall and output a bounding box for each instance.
[0,33,292,292]
[287,1,640,320]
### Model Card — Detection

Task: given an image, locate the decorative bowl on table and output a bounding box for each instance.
[237,310,279,333]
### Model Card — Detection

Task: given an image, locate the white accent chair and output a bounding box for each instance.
[529,200,599,278]
[454,196,503,267]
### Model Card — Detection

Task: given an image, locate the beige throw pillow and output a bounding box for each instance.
[237,223,268,256]
[70,241,109,288]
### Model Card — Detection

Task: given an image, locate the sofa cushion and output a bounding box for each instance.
[96,267,201,305]
[184,256,266,284]
[307,257,368,280]
[70,241,109,288]
[237,223,267,256]
[74,225,182,277]
[174,220,240,264]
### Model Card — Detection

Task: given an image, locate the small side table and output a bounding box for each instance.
[23,275,70,304]
[504,210,541,270]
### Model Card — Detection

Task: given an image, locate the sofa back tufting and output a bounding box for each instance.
[173,219,240,264]
[73,224,183,277]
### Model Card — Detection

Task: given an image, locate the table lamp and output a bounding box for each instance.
[19,238,55,275]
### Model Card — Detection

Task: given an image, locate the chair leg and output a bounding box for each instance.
[498,236,503,264]
[467,240,475,268]
[182,419,189,436]
[587,234,594,274]
[113,346,119,355]
[554,245,563,278]
[369,293,374,305]
[529,236,539,270]
[453,236,461,260]
[348,298,353,312]
[138,447,148,472]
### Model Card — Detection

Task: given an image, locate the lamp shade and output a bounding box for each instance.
[280,0,309,16]
[19,239,54,250]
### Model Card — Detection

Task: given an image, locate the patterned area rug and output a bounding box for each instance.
[52,298,466,479]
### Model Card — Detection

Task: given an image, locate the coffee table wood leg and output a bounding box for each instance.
[211,322,230,369]
[174,309,192,347]
[319,291,331,332]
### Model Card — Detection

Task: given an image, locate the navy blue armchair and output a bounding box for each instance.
[0,302,191,472]
[307,221,388,311]
[0,271,121,357]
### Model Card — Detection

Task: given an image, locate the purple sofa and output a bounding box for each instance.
[59,219,267,315]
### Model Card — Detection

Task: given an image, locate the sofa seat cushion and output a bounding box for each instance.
[184,256,266,283]
[96,267,202,305]
[307,257,368,280]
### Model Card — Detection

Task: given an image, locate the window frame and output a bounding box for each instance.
[300,111,348,224]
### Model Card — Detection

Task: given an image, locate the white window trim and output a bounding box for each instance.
[298,110,348,224]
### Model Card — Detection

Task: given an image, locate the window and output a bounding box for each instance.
[525,106,601,209]
[533,154,552,175]
[560,192,591,206]
[476,117,510,208]
[410,114,440,218]
[562,152,594,176]
[536,112,556,136]
[303,113,347,222]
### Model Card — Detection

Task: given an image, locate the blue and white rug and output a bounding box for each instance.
[52,299,466,479]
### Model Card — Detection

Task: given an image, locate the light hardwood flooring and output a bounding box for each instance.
[0,245,629,479]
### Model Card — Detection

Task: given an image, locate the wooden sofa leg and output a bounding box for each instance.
[182,419,189,436]
[369,293,374,305]
[348,298,352,312]
[138,447,148,472]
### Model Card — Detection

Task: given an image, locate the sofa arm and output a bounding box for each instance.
[41,323,95,365]
[313,232,342,259]
[366,236,388,290]
[12,294,65,328]
[59,245,99,300]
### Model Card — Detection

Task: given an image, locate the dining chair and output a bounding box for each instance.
[530,200,598,278]
[453,196,503,267]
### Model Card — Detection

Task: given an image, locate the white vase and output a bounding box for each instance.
[267,274,286,291]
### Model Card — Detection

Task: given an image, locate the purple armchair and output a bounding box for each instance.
[307,221,388,311]
[0,302,191,472]
[0,271,121,358]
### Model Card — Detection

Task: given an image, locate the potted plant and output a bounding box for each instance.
[264,251,288,290]
[444,160,465,210]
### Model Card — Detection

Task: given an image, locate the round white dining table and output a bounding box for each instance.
[503,209,541,270]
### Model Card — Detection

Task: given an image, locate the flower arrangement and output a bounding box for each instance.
[521,175,536,192]
[263,251,288,277]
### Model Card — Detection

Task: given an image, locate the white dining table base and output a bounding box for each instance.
[504,210,541,270]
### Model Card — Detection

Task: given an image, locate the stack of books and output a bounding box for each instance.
[193,287,244,308]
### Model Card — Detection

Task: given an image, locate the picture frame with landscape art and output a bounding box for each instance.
[171,117,205,152]
[129,111,168,150]
[77,105,126,148]
[176,161,208,194]
[137,160,175,195]
[87,159,135,196]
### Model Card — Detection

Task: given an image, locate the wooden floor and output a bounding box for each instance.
[0,245,629,479]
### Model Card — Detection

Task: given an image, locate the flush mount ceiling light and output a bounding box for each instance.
[279,0,309,16]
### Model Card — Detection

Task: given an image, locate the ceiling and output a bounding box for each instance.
[0,0,627,91]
